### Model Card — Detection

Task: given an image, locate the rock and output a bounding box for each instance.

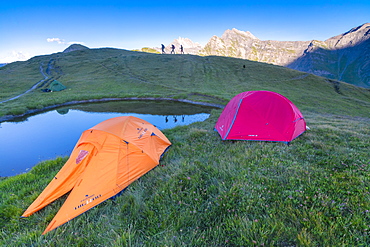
[142,23,370,87]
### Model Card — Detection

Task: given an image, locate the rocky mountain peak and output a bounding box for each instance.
[344,22,370,35]
[198,24,370,87]
[222,28,258,40]
[325,23,370,49]
[141,23,369,88]
[172,37,202,48]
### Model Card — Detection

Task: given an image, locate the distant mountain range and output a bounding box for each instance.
[153,23,370,88]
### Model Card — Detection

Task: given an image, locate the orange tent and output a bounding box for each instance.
[21,116,171,234]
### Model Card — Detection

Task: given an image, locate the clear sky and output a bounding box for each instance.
[1,0,369,63]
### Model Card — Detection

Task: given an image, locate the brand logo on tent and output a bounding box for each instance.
[74,194,102,210]
[137,127,148,139]
[76,150,89,164]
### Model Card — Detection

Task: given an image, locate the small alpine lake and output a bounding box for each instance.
[0,100,215,177]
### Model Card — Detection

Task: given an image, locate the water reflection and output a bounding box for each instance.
[0,101,213,177]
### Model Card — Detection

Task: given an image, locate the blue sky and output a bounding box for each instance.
[1,0,369,63]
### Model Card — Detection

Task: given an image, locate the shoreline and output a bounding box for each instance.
[0,97,224,123]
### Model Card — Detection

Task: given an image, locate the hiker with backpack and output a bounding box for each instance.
[171,44,175,54]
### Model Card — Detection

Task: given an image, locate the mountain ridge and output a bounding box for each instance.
[152,23,370,88]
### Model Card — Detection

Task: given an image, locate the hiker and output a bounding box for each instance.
[180,45,184,54]
[171,44,175,54]
[161,44,166,54]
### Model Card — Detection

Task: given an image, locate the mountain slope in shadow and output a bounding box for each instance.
[287,30,370,88]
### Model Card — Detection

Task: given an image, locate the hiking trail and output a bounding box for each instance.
[0,63,49,104]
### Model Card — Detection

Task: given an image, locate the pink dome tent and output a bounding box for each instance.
[215,91,306,144]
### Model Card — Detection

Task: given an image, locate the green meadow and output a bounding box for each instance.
[0,48,369,246]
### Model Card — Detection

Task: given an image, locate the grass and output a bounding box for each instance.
[0,48,369,246]
[1,48,369,118]
[1,112,369,246]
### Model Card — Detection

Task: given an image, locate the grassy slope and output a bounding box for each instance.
[0,48,369,246]
[1,48,369,117]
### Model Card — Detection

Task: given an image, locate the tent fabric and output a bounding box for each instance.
[215,91,306,143]
[21,116,171,234]
[48,80,66,91]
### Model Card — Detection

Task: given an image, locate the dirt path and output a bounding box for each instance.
[0,64,49,104]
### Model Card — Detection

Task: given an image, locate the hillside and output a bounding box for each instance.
[0,46,369,246]
[152,23,370,88]
[0,46,369,120]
